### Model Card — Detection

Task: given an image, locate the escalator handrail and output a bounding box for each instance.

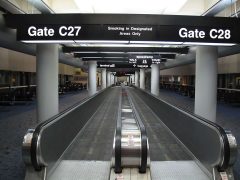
[114,90,122,173]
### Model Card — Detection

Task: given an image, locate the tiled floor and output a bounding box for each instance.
[0,90,89,180]
[157,89,240,180]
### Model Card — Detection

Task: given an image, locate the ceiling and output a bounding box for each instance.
[41,0,218,15]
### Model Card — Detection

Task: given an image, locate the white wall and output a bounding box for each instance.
[0,47,76,75]
[160,53,240,76]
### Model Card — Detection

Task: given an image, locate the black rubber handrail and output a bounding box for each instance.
[114,90,122,173]
[135,86,231,171]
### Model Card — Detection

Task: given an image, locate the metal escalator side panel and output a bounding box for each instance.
[26,88,111,173]
[132,87,237,174]
[124,87,149,173]
[220,130,237,170]
[113,87,150,173]
[139,129,148,173]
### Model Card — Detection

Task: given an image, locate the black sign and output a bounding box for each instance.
[97,62,153,68]
[97,64,150,68]
[4,14,240,44]
[15,25,238,44]
[128,55,162,65]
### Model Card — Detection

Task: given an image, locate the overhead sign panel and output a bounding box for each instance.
[97,56,166,68]
[67,47,188,54]
[4,14,240,44]
[97,63,150,68]
[129,54,162,64]
[16,24,237,44]
[128,54,163,66]
[74,53,176,59]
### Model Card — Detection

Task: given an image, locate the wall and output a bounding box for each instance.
[117,76,127,82]
[0,47,36,72]
[0,47,76,75]
[160,53,240,76]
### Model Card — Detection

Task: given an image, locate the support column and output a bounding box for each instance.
[107,71,111,87]
[194,46,218,122]
[140,69,145,90]
[151,64,159,96]
[88,61,97,96]
[101,68,107,89]
[110,73,112,86]
[111,73,114,85]
[135,71,139,87]
[131,75,134,84]
[114,75,117,84]
[37,44,59,122]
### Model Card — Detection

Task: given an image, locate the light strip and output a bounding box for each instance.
[74,51,127,54]
[82,57,103,58]
[74,51,99,53]
[75,40,129,44]
[99,52,126,54]
[22,40,236,47]
[183,42,236,46]
[76,43,170,47]
[22,40,74,43]
[83,57,126,59]
[127,52,179,54]
[130,41,183,45]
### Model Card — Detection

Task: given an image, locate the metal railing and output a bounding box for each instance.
[113,87,149,173]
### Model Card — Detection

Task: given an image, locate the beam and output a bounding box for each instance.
[4,14,240,27]
[83,58,128,61]
[74,53,176,59]
[63,47,189,54]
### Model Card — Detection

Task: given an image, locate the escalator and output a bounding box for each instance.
[22,86,237,180]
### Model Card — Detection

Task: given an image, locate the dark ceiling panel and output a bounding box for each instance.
[83,58,128,61]
[63,46,189,54]
[4,14,240,27]
[74,53,176,59]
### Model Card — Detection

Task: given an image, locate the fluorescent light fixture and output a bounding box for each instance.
[83,57,126,59]
[73,0,187,14]
[127,52,179,54]
[74,51,99,53]
[22,40,74,43]
[183,42,236,46]
[74,52,126,54]
[77,43,161,47]
[104,57,126,59]
[100,52,126,54]
[82,57,103,58]
[130,41,183,45]
[75,40,129,44]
